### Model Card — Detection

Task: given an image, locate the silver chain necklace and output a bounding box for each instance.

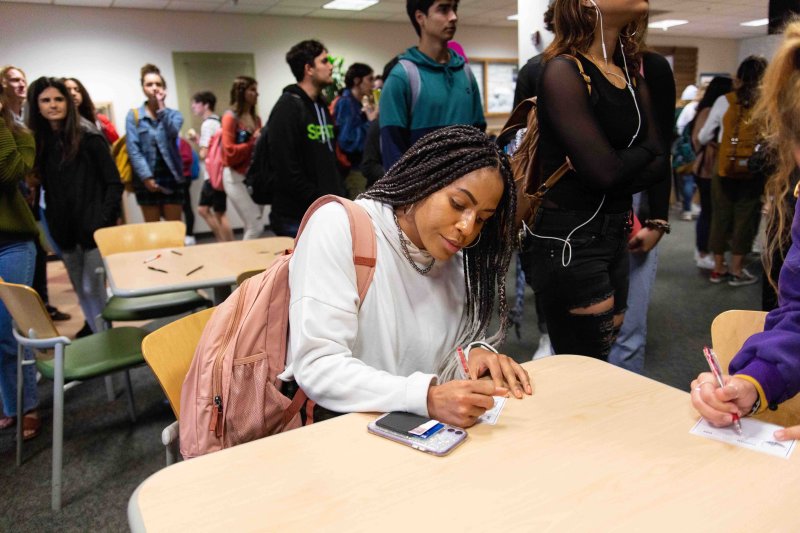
[393,211,435,275]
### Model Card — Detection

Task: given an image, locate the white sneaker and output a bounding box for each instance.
[696,254,715,270]
[690,203,701,217]
[532,334,555,360]
[681,211,693,221]
[184,235,196,246]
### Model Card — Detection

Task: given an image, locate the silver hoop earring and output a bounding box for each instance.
[463,232,482,249]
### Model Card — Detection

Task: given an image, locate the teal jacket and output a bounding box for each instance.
[379,47,485,169]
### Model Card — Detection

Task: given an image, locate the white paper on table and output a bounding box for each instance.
[477,396,506,425]
[690,417,797,459]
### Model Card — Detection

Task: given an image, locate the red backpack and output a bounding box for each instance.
[204,129,225,191]
[179,196,377,459]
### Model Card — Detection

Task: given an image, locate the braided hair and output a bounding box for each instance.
[362,125,516,357]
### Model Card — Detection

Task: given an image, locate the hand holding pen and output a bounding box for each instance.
[690,347,759,433]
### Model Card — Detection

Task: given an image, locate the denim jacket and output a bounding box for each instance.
[125,103,184,184]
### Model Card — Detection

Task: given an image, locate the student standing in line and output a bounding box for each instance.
[379,0,485,170]
[63,77,119,144]
[523,0,668,360]
[333,62,377,199]
[690,76,734,271]
[267,40,343,237]
[280,126,531,427]
[189,91,233,242]
[0,86,41,440]
[126,63,184,222]
[690,24,800,440]
[698,56,768,287]
[27,77,123,334]
[221,76,263,240]
[1,65,71,325]
[607,50,674,374]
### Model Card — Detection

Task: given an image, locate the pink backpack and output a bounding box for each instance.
[179,196,377,459]
[205,129,225,191]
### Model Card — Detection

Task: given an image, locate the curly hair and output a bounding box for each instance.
[753,22,799,292]
[362,125,517,357]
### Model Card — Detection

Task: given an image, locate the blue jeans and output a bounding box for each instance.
[0,240,38,417]
[682,174,696,212]
[609,193,659,374]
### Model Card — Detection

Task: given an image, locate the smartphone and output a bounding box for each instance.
[367,412,467,456]
[158,185,174,195]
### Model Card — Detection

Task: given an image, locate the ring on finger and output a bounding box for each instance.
[694,380,712,392]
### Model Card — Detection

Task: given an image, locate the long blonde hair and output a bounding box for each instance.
[753,19,800,291]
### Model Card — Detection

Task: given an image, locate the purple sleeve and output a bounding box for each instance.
[730,204,800,405]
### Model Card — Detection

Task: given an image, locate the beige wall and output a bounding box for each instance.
[646,34,740,80]
[0,3,517,133]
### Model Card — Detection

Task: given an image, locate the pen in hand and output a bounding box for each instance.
[703,346,743,435]
[456,346,471,380]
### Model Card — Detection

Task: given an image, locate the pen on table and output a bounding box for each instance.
[143,254,161,264]
[147,266,168,273]
[456,346,470,379]
[186,265,204,276]
[170,250,183,256]
[703,346,743,435]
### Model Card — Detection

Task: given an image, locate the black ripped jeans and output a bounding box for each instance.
[522,208,630,359]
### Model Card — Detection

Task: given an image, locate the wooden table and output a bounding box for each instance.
[103,237,294,304]
[128,356,800,532]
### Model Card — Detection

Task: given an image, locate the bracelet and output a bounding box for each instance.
[748,396,761,416]
[643,219,671,234]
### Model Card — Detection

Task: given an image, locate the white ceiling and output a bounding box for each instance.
[3,0,771,39]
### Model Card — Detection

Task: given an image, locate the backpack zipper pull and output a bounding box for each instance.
[210,395,223,435]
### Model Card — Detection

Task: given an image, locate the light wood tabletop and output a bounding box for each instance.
[128,356,799,532]
[103,237,294,301]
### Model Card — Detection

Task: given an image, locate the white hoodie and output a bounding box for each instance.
[280,198,474,416]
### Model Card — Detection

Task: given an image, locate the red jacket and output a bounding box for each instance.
[221,111,261,175]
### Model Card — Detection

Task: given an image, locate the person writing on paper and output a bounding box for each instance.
[280,126,532,428]
[690,24,799,441]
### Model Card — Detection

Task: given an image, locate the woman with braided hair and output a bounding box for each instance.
[279,125,532,428]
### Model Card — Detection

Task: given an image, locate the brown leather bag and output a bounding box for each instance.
[496,55,592,229]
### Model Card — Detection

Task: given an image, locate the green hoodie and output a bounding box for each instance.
[379,46,485,169]
[0,117,38,243]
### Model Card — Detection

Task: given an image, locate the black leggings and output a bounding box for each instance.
[524,209,630,359]
[695,177,712,254]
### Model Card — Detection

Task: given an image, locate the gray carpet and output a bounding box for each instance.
[0,207,763,531]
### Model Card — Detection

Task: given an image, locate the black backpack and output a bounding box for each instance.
[245,125,272,204]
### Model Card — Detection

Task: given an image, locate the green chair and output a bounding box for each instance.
[94,222,212,325]
[0,278,147,512]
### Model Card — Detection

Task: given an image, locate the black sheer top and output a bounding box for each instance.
[537,53,668,215]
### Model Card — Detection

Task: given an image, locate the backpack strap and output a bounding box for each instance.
[398,59,421,116]
[295,195,377,306]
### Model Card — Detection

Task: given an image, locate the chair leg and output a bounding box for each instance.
[99,318,117,402]
[52,343,65,511]
[105,375,116,402]
[123,370,136,423]
[16,344,23,467]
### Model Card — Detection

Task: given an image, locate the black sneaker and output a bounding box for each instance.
[729,269,758,287]
[75,322,93,338]
[46,305,71,321]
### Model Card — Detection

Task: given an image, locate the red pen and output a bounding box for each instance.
[703,346,743,435]
[456,346,470,379]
